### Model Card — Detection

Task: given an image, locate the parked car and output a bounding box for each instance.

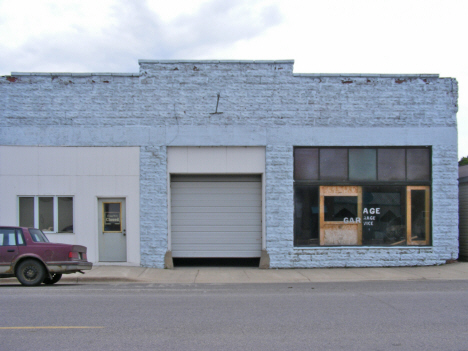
[0,226,92,286]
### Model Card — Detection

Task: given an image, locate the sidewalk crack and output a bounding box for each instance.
[297,270,312,282]
[136,268,148,278]
[194,270,199,283]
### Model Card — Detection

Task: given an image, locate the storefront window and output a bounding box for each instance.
[294,147,431,247]
[361,186,405,246]
[320,148,348,180]
[377,148,406,181]
[349,149,376,181]
[294,186,319,246]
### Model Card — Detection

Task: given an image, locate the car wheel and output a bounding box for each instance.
[43,273,62,285]
[16,259,46,286]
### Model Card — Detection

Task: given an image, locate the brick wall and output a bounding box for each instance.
[0,60,459,267]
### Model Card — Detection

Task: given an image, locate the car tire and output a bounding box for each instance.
[43,273,62,285]
[16,259,46,286]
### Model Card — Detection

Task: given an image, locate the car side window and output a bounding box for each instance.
[28,229,49,243]
[0,229,17,246]
[16,229,25,245]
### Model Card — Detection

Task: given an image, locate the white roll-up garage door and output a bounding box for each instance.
[171,175,262,258]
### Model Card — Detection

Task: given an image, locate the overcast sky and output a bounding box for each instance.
[1,0,466,159]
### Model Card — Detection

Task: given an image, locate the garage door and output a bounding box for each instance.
[171,175,262,258]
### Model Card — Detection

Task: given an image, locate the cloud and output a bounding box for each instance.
[0,0,283,74]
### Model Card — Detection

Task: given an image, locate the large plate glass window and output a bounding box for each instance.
[18,196,74,233]
[294,147,431,247]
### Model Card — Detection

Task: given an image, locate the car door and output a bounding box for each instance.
[0,228,21,274]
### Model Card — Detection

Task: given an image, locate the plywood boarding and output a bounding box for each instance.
[319,186,362,245]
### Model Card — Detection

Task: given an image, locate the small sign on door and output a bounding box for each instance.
[103,203,121,232]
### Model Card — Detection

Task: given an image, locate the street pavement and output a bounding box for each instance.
[2,261,468,285]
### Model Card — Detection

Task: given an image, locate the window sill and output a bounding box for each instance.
[293,246,433,250]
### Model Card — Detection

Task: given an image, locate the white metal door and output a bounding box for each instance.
[98,198,127,262]
[171,175,262,258]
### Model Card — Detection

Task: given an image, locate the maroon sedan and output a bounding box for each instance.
[0,226,92,286]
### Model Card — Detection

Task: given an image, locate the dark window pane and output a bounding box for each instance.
[294,186,319,246]
[362,186,406,246]
[39,197,54,232]
[349,149,376,181]
[411,190,427,241]
[407,149,430,181]
[378,149,406,181]
[19,197,34,228]
[58,197,73,233]
[324,196,357,221]
[320,149,348,180]
[294,148,319,180]
[103,203,121,232]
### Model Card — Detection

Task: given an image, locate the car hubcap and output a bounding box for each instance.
[24,266,38,280]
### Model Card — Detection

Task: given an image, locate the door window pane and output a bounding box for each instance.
[58,197,74,233]
[407,149,430,181]
[19,197,34,227]
[320,149,348,180]
[362,186,406,245]
[294,148,319,180]
[411,190,427,241]
[324,196,357,221]
[39,197,54,231]
[294,186,319,246]
[378,149,406,181]
[349,149,376,181]
[103,203,121,232]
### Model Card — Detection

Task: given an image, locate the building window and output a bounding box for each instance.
[294,147,431,247]
[18,196,74,233]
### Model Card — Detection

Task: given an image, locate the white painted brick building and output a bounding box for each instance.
[0,60,459,268]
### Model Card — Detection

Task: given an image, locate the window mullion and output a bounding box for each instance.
[34,196,39,228]
[54,196,59,233]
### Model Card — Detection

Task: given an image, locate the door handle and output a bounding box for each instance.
[123,229,126,236]
[7,249,15,252]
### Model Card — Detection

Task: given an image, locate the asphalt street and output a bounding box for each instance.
[1,280,468,351]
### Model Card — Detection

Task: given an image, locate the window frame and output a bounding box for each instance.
[293,146,432,247]
[17,196,74,234]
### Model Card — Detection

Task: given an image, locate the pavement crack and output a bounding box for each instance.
[194,270,200,283]
[362,293,401,313]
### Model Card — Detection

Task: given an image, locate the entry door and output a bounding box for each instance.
[98,198,126,262]
[320,186,362,245]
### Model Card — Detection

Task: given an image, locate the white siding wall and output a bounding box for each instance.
[0,146,140,265]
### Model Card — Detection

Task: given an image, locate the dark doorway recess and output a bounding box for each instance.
[173,258,260,267]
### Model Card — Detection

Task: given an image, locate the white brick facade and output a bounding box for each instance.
[0,60,459,268]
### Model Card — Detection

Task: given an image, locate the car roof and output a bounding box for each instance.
[0,226,29,230]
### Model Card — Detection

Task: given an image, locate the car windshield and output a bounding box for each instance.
[28,229,50,243]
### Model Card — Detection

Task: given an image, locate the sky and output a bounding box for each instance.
[0,0,466,159]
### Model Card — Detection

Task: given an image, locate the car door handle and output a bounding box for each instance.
[7,249,15,252]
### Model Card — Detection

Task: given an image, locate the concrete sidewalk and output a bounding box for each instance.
[3,262,468,285]
[2,262,468,285]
